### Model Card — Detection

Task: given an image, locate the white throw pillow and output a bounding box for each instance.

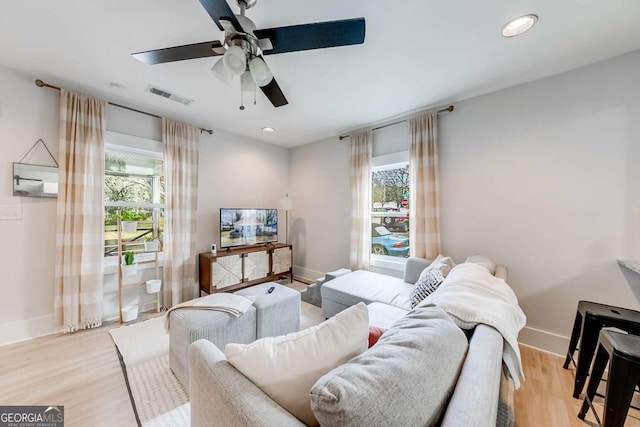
[421,254,456,277]
[225,302,369,426]
[465,254,497,275]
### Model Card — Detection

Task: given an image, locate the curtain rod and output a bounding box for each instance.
[35,79,214,135]
[338,105,454,141]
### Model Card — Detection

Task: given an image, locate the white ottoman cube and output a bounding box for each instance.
[235,283,301,338]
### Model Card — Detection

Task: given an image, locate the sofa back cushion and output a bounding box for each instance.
[403,257,432,284]
[310,304,468,427]
[225,302,369,426]
[465,254,497,275]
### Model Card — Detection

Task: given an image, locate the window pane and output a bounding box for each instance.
[371,164,410,258]
[104,147,164,257]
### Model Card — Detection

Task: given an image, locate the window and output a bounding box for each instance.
[371,160,410,260]
[104,144,164,257]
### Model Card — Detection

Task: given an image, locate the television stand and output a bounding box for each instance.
[198,243,293,296]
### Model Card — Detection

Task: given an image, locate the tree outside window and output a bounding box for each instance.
[371,163,410,258]
[104,147,164,257]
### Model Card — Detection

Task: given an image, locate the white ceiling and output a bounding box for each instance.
[1,0,639,148]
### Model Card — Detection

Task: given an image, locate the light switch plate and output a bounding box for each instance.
[0,205,23,220]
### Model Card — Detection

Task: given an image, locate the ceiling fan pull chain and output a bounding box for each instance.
[239,76,245,110]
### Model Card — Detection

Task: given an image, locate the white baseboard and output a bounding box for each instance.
[0,314,57,347]
[293,265,324,283]
[518,326,569,357]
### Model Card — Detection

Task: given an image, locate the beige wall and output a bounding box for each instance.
[0,64,290,345]
[439,49,640,354]
[290,49,640,354]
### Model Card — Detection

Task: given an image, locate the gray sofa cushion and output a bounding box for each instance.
[310,304,468,427]
[321,270,414,310]
[403,256,432,284]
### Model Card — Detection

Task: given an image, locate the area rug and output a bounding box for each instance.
[110,316,189,427]
[110,283,324,427]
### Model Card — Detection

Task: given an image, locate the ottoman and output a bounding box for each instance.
[235,283,301,338]
[169,306,257,390]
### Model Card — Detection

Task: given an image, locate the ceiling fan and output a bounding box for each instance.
[132,0,366,109]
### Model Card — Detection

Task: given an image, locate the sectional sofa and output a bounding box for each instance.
[188,256,522,426]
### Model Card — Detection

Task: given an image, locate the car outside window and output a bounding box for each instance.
[371,162,410,259]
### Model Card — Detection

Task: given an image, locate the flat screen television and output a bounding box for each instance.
[220,208,278,249]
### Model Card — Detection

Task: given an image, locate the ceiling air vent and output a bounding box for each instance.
[147,86,194,106]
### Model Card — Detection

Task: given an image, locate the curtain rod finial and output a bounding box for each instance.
[35,79,45,87]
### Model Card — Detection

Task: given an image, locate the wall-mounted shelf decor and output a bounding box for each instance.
[13,138,59,198]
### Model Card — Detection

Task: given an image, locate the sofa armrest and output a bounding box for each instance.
[495,265,508,281]
[189,340,305,427]
[441,325,503,427]
[403,257,432,284]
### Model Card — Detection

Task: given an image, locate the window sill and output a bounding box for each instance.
[103,252,164,275]
[370,255,406,271]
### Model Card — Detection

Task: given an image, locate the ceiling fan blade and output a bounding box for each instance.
[260,77,288,108]
[132,41,225,65]
[254,18,365,56]
[198,0,243,32]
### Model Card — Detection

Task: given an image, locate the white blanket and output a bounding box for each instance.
[164,293,255,331]
[419,263,527,389]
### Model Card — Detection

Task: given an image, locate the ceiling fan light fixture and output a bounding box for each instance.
[241,71,256,92]
[211,58,234,85]
[223,45,247,75]
[249,57,273,87]
[502,14,538,37]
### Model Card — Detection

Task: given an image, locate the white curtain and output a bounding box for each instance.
[54,89,106,332]
[162,118,200,307]
[349,130,372,270]
[409,113,441,259]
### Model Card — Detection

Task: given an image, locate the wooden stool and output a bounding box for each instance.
[563,301,640,398]
[578,330,640,427]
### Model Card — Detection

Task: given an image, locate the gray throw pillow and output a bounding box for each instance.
[409,269,445,308]
[310,304,468,427]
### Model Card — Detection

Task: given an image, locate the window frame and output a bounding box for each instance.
[103,136,165,265]
[370,151,410,272]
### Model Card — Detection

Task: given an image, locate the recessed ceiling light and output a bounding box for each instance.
[262,127,275,133]
[502,14,538,38]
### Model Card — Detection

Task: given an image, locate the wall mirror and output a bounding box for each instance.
[13,162,58,198]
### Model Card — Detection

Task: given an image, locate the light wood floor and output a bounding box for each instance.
[515,345,640,426]
[2,322,640,426]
